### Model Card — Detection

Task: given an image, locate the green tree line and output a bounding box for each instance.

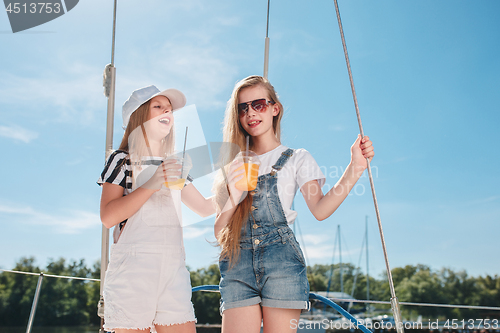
[0,258,499,327]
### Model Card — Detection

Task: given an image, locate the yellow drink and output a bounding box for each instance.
[235,163,259,191]
[164,178,186,190]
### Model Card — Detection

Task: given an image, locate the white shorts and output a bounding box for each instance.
[103,243,196,332]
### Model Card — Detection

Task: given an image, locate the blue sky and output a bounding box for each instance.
[1,0,499,282]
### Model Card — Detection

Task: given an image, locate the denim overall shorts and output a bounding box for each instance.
[219,148,310,313]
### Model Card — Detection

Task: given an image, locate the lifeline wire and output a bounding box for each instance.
[332,1,404,331]
[3,269,499,311]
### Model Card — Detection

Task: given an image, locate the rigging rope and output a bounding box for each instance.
[326,226,339,298]
[331,1,404,331]
[348,229,366,311]
[293,206,310,268]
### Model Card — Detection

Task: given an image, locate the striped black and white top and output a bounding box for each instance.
[97,150,133,195]
[97,149,193,193]
[97,150,131,235]
[97,149,193,239]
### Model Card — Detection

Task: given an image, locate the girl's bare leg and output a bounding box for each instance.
[262,307,301,333]
[155,321,196,333]
[114,329,149,333]
[222,304,262,333]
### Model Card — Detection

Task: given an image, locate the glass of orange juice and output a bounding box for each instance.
[163,153,192,190]
[234,151,260,191]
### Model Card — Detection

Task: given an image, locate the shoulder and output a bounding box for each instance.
[107,149,129,162]
[104,150,130,168]
[288,148,325,187]
[291,148,311,157]
[98,149,131,187]
[289,148,317,165]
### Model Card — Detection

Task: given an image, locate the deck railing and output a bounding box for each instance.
[2,269,499,333]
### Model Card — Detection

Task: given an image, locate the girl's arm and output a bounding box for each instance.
[213,160,245,240]
[181,183,216,217]
[100,183,156,228]
[301,135,374,221]
[100,159,181,228]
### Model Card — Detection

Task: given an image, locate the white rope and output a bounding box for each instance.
[2,268,497,311]
[0,269,100,282]
[332,0,400,307]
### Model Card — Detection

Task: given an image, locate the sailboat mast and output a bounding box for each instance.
[263,0,270,78]
[366,215,369,303]
[99,1,117,331]
[339,224,343,295]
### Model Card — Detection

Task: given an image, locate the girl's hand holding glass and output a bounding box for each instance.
[140,160,181,191]
[162,158,183,188]
[225,159,245,208]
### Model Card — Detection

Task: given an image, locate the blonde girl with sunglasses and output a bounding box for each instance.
[213,76,374,333]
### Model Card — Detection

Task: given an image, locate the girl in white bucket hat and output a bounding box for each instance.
[97,85,215,333]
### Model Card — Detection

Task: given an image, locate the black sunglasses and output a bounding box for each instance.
[237,98,275,116]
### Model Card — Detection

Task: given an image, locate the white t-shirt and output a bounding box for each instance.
[257,145,325,224]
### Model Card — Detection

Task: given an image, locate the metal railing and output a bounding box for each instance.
[0,269,99,333]
[2,269,500,333]
[192,284,373,332]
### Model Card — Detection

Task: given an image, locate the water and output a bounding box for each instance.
[0,327,99,333]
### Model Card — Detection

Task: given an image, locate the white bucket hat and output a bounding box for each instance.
[122,85,186,129]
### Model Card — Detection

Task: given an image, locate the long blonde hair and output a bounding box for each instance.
[118,99,175,187]
[214,75,284,266]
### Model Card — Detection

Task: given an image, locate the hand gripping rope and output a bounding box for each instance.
[332,1,405,332]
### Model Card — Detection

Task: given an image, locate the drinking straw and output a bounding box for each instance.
[246,135,249,152]
[181,127,188,171]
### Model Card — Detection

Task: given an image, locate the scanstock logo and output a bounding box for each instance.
[4,0,79,33]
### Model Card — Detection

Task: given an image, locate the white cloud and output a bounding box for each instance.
[0,203,100,234]
[300,233,330,245]
[305,244,337,260]
[465,195,500,206]
[183,226,212,239]
[0,0,245,134]
[298,233,363,263]
[0,124,38,143]
[328,124,345,132]
[0,67,104,126]
[117,40,239,112]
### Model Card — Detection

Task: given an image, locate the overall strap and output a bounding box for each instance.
[270,148,294,176]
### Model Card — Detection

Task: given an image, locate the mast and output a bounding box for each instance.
[338,224,343,295]
[348,219,367,312]
[366,215,370,304]
[99,0,117,331]
[263,0,270,78]
[326,227,338,298]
